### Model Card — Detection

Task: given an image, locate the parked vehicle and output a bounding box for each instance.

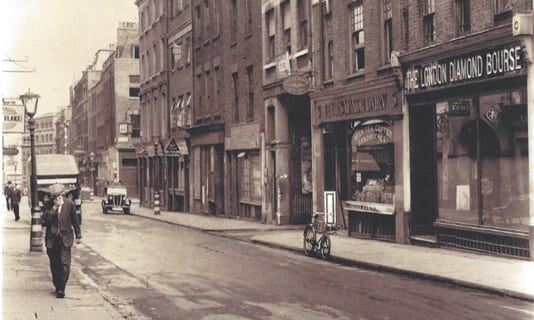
[102,184,131,214]
[28,154,83,224]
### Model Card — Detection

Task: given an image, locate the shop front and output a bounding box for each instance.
[189,126,225,216]
[403,35,531,258]
[135,143,158,208]
[311,77,404,242]
[164,138,189,212]
[225,122,262,221]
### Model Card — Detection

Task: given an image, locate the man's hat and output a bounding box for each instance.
[46,184,65,196]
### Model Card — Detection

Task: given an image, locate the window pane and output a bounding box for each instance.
[436,93,529,231]
[240,157,250,199]
[495,0,513,13]
[456,0,471,33]
[384,19,393,63]
[251,154,262,200]
[350,122,395,207]
[351,4,363,31]
[479,93,529,231]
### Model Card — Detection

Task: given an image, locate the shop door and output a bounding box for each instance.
[409,105,438,235]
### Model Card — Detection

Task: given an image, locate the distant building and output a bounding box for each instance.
[55,106,72,155]
[70,22,140,196]
[166,0,193,212]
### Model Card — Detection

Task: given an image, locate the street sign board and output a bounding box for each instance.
[3,147,19,155]
[3,104,25,133]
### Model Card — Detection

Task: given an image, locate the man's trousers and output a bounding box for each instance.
[46,237,72,293]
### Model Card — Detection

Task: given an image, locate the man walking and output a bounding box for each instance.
[11,184,21,221]
[41,184,82,298]
[4,181,13,212]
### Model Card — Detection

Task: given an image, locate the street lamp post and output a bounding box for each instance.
[153,138,160,215]
[20,90,42,252]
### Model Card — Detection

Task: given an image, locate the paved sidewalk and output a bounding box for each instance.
[2,197,124,320]
[128,201,534,302]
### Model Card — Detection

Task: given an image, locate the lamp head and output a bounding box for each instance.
[20,90,40,118]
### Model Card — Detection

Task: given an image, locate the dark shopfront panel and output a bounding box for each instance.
[403,39,531,258]
[408,86,530,258]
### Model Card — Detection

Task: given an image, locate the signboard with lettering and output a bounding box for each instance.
[3,147,19,155]
[352,123,393,147]
[314,88,399,125]
[3,104,25,133]
[165,139,180,157]
[448,100,470,116]
[344,200,395,215]
[405,43,525,93]
[283,74,310,96]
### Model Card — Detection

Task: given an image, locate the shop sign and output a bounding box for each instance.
[3,147,19,156]
[405,44,525,93]
[165,139,180,157]
[448,100,470,116]
[314,89,399,125]
[3,105,25,133]
[324,191,336,226]
[344,200,394,215]
[352,123,393,147]
[283,74,310,95]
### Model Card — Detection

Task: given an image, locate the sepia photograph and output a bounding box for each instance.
[2,0,534,319]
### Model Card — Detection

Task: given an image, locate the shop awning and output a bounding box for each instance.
[352,152,380,171]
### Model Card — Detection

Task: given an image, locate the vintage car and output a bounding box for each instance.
[102,185,131,214]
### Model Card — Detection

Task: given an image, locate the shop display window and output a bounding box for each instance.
[345,120,395,214]
[435,89,528,231]
[239,152,262,202]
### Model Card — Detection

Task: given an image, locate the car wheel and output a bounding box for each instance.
[123,208,130,215]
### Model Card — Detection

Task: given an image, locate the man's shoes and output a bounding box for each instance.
[56,291,65,298]
[15,217,19,221]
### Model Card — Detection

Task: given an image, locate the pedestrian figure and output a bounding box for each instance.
[4,181,13,212]
[11,185,21,221]
[41,184,82,299]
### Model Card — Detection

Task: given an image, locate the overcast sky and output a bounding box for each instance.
[1,0,138,116]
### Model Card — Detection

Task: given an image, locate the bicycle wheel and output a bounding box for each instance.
[320,235,331,259]
[303,224,316,256]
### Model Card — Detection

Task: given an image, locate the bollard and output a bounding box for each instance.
[30,205,43,252]
[154,192,161,215]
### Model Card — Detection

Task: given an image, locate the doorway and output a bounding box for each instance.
[409,105,438,235]
[283,95,312,224]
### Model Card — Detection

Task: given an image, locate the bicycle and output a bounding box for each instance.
[303,212,333,259]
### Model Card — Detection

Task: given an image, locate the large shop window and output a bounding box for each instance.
[345,120,395,214]
[435,90,528,231]
[239,152,262,202]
